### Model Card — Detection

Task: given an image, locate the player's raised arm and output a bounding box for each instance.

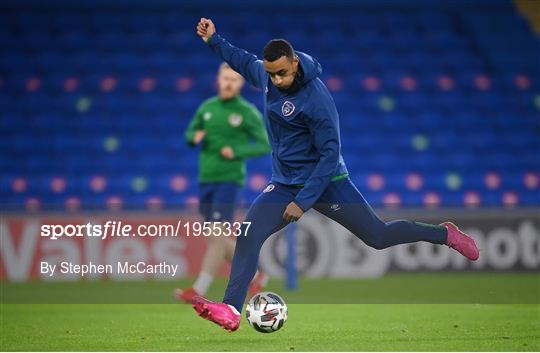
[196,18,266,89]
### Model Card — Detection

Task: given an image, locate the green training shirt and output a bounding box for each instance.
[185,95,270,185]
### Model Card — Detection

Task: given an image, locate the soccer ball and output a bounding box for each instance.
[245,292,288,333]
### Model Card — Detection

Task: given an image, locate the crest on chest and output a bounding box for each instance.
[281,101,295,117]
[228,113,243,127]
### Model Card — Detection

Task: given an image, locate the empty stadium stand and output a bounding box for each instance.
[0,0,538,210]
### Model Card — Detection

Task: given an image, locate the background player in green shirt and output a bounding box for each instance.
[174,63,271,303]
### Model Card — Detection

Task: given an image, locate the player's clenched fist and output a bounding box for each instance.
[283,201,304,223]
[196,18,216,42]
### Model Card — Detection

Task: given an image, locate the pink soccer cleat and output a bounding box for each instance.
[192,296,241,332]
[441,221,480,261]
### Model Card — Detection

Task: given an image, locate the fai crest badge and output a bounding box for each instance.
[282,101,295,117]
[228,113,243,127]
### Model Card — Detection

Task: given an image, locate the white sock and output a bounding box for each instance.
[193,272,213,295]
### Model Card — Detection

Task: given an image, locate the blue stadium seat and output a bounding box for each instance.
[0,1,538,210]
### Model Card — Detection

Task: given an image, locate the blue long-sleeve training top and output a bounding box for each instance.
[206,34,349,211]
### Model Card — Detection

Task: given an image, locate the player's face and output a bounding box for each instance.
[217,67,244,100]
[264,56,299,90]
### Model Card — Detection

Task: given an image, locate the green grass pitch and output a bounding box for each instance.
[1,275,539,351]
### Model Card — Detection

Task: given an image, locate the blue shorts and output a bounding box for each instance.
[198,182,241,222]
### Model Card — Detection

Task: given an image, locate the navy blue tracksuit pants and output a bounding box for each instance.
[223,177,447,312]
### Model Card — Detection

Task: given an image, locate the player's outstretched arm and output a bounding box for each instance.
[196,18,266,89]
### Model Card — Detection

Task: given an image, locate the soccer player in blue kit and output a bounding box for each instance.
[192,18,480,332]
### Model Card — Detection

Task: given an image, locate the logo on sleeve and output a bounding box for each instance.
[281,101,295,117]
[203,112,212,121]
